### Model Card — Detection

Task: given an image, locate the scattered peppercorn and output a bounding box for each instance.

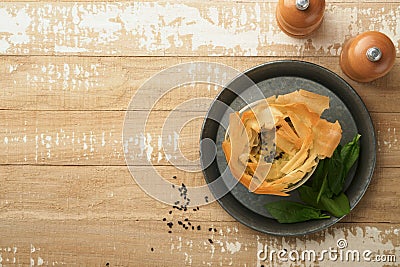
[208,239,213,244]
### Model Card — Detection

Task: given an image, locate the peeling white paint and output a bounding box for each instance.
[145,133,153,161]
[0,39,11,53]
[209,243,215,259]
[256,226,400,267]
[225,241,241,254]
[21,62,102,91]
[0,7,31,53]
[184,252,192,266]
[102,132,106,147]
[176,236,182,251]
[382,127,398,151]
[162,226,399,265]
[8,64,20,73]
[54,45,87,53]
[0,3,398,56]
[37,256,44,266]
[1,128,127,163]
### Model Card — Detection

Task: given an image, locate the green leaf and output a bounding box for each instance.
[320,193,350,218]
[298,185,323,209]
[311,159,326,191]
[310,158,334,202]
[327,148,345,196]
[299,186,350,218]
[265,201,330,223]
[327,134,361,196]
[317,173,328,203]
[264,134,360,224]
[340,134,361,177]
[317,170,334,203]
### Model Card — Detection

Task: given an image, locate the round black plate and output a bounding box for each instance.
[200,60,376,236]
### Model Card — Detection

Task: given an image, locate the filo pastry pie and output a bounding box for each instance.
[222,90,342,196]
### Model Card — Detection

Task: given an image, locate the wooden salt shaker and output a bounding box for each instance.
[340,31,396,83]
[276,0,325,38]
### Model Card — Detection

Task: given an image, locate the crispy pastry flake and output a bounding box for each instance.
[222,90,342,196]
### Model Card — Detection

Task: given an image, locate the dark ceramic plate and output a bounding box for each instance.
[200,60,376,236]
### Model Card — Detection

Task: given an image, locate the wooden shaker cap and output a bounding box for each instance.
[340,31,396,83]
[276,0,325,38]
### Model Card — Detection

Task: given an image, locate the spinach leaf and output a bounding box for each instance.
[299,186,350,217]
[327,135,360,196]
[311,159,325,190]
[265,201,330,223]
[327,148,345,196]
[318,171,335,203]
[340,134,361,181]
[265,134,360,224]
[320,193,350,218]
[298,185,323,209]
[310,158,334,202]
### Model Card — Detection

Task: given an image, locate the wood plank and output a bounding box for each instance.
[0,219,398,266]
[1,56,400,113]
[0,2,399,56]
[0,165,399,223]
[0,110,398,167]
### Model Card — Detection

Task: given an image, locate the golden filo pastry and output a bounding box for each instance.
[222,89,342,196]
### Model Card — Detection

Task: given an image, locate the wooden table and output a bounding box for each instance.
[1,1,399,266]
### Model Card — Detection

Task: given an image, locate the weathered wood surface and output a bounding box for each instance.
[0,2,399,56]
[0,56,400,112]
[0,165,399,223]
[0,219,398,266]
[1,1,399,266]
[0,111,398,167]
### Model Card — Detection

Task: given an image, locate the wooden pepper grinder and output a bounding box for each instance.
[340,31,396,83]
[276,0,325,38]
